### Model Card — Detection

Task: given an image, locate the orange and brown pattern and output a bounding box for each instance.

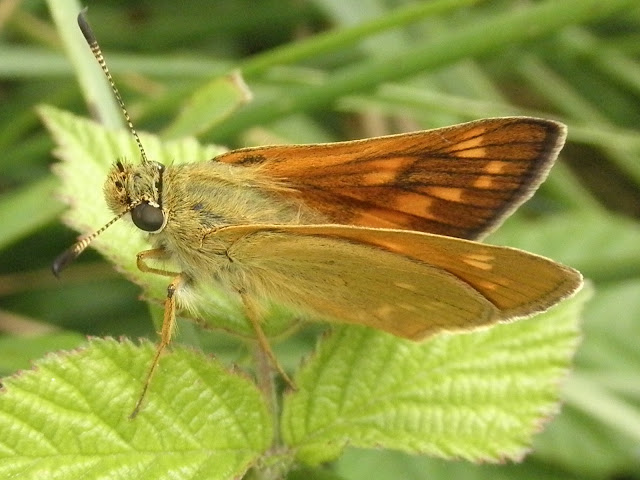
[218,117,565,239]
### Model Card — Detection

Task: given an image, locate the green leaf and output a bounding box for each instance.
[486,210,640,477]
[335,449,573,480]
[282,290,587,465]
[531,279,640,476]
[0,333,85,374]
[0,338,271,480]
[163,72,253,138]
[0,177,64,250]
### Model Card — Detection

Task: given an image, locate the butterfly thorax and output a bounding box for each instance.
[161,161,322,228]
[105,159,323,284]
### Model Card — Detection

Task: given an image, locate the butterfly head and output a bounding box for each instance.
[104,159,167,233]
[51,159,167,278]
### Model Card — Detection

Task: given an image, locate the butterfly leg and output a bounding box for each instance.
[130,249,183,418]
[136,247,178,277]
[239,290,296,391]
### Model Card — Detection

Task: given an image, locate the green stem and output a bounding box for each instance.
[207,0,636,142]
[239,0,482,78]
[253,341,281,448]
[47,0,123,128]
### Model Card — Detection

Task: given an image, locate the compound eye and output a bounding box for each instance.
[131,203,165,232]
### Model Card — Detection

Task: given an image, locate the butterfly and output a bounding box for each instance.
[53,11,583,417]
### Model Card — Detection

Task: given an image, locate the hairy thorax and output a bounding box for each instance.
[148,161,323,283]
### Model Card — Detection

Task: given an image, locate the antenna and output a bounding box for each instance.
[51,209,131,277]
[53,11,145,277]
[77,9,149,164]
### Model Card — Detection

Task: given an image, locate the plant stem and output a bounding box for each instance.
[206,0,637,142]
[253,341,281,448]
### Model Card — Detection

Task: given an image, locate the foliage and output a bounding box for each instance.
[1,0,639,479]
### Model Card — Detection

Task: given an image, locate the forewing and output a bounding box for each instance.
[217,118,566,239]
[206,224,582,340]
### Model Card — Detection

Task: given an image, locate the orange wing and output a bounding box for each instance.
[209,224,582,340]
[217,117,566,240]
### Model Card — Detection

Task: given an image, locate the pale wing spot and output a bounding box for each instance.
[374,304,395,319]
[466,253,495,262]
[473,175,494,189]
[460,146,487,158]
[476,279,502,291]
[393,192,436,216]
[451,129,484,150]
[394,281,417,291]
[462,253,494,270]
[463,259,493,270]
[424,186,464,202]
[450,129,487,158]
[398,303,419,313]
[352,203,436,227]
[485,160,508,174]
[361,169,397,185]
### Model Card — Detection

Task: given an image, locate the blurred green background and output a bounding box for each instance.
[1,0,639,479]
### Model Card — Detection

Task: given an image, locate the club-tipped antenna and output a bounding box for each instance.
[52,208,133,277]
[77,9,149,164]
